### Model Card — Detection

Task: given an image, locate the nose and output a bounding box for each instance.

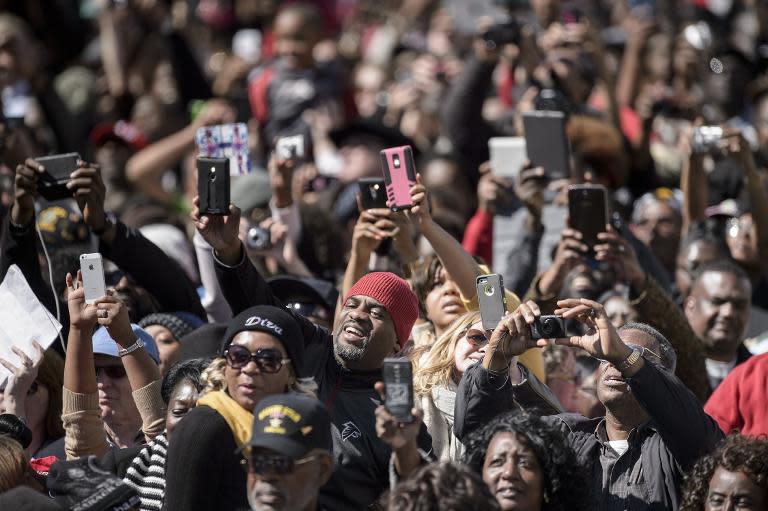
[500,459,520,481]
[95,369,111,389]
[443,279,460,296]
[719,301,736,318]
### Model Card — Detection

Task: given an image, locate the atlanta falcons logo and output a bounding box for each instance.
[341,421,361,442]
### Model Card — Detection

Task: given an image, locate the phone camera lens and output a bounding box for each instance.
[484,284,495,296]
[89,264,94,270]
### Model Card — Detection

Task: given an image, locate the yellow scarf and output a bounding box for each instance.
[197,390,254,446]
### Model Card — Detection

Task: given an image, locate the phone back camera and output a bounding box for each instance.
[483,284,495,296]
[89,264,94,270]
[209,167,217,181]
[393,155,401,168]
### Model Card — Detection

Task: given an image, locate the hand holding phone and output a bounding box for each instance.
[382,358,414,423]
[197,157,230,216]
[79,253,106,305]
[35,153,81,201]
[379,146,417,211]
[477,274,507,331]
[568,185,609,256]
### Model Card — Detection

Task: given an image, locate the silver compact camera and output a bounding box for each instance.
[246,226,272,251]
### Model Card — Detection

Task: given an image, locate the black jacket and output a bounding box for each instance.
[455,360,724,511]
[214,248,433,510]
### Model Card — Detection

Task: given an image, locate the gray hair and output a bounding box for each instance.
[618,322,677,372]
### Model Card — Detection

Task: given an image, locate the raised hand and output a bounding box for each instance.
[66,271,100,331]
[484,301,549,372]
[373,381,424,451]
[68,160,107,232]
[11,158,44,226]
[553,298,632,365]
[514,162,546,219]
[538,229,588,297]
[192,196,242,264]
[0,340,46,421]
[594,227,645,289]
[404,174,431,231]
[94,294,134,347]
[352,202,399,259]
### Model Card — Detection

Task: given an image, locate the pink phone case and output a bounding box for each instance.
[379,146,416,211]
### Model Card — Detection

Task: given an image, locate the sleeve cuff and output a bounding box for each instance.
[212,243,247,269]
[62,388,100,414]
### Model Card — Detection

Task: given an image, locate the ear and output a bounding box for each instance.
[317,452,333,486]
[683,295,695,318]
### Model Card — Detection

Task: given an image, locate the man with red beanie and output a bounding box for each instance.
[193,203,432,511]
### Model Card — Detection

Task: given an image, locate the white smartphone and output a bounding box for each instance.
[79,253,106,305]
[489,137,527,180]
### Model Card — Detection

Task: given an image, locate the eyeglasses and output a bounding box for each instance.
[95,365,127,379]
[595,344,663,365]
[240,453,317,475]
[224,345,290,373]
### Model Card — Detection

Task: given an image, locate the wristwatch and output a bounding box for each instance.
[616,347,642,372]
[118,337,145,357]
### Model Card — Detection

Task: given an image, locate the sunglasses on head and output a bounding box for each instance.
[241,453,317,475]
[95,365,127,379]
[224,345,290,373]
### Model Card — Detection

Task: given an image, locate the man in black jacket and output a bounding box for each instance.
[454,299,723,511]
[192,200,432,511]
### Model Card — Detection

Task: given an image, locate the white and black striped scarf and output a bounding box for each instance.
[123,433,168,511]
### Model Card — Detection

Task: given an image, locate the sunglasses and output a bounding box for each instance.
[464,330,489,348]
[242,453,317,475]
[95,365,127,379]
[224,345,290,373]
[595,344,663,366]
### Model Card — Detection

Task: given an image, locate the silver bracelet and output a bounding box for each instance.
[118,337,145,357]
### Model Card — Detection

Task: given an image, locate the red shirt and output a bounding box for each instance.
[704,352,768,436]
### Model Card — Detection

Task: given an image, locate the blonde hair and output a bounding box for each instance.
[200,357,317,401]
[0,435,29,493]
[413,311,481,397]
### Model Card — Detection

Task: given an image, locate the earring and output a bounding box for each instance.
[543,491,550,504]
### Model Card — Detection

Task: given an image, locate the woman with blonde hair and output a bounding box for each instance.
[413,312,561,462]
[163,305,315,511]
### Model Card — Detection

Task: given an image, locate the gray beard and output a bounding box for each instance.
[333,339,368,366]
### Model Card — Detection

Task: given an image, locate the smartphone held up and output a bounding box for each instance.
[477,274,507,332]
[197,157,230,216]
[79,253,106,305]
[379,145,416,211]
[382,358,414,423]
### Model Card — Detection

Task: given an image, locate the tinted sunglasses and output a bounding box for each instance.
[595,344,663,365]
[95,365,127,379]
[224,345,290,373]
[464,330,489,348]
[242,453,317,475]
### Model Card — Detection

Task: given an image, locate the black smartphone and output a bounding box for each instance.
[522,111,570,180]
[568,184,609,255]
[35,153,80,201]
[358,177,388,210]
[197,157,230,216]
[477,274,507,331]
[382,358,414,423]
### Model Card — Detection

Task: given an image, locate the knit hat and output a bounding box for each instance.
[221,305,305,377]
[344,272,419,346]
[47,456,141,511]
[92,324,160,365]
[139,312,205,342]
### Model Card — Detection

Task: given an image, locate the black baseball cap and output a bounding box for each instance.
[242,393,331,458]
[267,276,339,313]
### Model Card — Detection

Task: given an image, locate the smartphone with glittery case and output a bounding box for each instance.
[379,145,416,211]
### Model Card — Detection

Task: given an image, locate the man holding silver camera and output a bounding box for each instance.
[454,298,723,511]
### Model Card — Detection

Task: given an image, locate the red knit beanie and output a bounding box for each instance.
[344,272,419,347]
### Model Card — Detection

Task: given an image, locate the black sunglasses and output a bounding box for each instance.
[224,345,290,373]
[95,365,127,379]
[241,453,317,475]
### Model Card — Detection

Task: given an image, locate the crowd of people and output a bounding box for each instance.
[0,0,767,510]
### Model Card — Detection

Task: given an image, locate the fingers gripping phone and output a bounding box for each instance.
[477,274,508,331]
[568,184,609,256]
[358,178,388,210]
[35,153,80,201]
[79,253,106,305]
[379,145,416,211]
[197,157,230,215]
[382,358,414,423]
